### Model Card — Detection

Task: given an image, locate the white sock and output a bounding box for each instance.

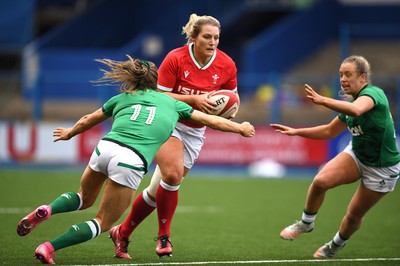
[301,210,317,224]
[333,232,347,246]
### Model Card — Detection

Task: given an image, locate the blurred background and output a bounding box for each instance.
[1,0,399,175]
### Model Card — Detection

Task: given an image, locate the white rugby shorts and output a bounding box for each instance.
[171,122,206,169]
[89,140,146,190]
[344,142,400,193]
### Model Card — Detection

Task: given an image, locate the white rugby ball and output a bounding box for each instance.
[208,90,240,119]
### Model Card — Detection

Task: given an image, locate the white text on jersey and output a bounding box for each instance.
[177,85,208,95]
[348,125,364,136]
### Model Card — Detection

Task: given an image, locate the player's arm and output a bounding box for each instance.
[53,108,109,142]
[270,116,346,139]
[189,110,255,137]
[305,84,374,116]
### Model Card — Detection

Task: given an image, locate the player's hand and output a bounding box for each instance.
[305,84,325,105]
[240,122,255,137]
[53,127,72,142]
[193,92,217,114]
[270,124,297,136]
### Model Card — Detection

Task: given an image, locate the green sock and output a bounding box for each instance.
[49,192,81,215]
[50,219,101,250]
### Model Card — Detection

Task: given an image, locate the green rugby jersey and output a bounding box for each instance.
[101,90,193,171]
[338,85,400,167]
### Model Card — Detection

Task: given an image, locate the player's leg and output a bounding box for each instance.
[111,164,162,259]
[305,152,359,212]
[314,160,400,258]
[34,167,108,264]
[154,124,204,257]
[339,182,386,239]
[154,136,185,257]
[313,182,386,258]
[118,165,162,237]
[37,181,133,263]
[280,151,360,240]
[17,165,103,237]
[36,172,136,264]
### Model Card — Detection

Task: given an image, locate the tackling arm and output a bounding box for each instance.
[189,110,255,137]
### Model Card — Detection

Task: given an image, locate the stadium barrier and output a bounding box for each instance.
[0,121,332,167]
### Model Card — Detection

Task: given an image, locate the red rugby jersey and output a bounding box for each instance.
[157,43,237,128]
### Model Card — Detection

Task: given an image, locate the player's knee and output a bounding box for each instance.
[311,176,332,191]
[160,168,182,185]
[311,178,330,191]
[162,175,182,186]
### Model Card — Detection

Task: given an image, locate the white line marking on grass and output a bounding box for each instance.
[72,257,400,265]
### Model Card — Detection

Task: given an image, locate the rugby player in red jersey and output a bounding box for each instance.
[110,13,239,259]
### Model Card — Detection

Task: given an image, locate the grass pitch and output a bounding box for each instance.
[1,168,399,265]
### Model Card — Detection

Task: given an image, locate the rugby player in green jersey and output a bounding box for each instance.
[16,55,255,264]
[271,55,400,258]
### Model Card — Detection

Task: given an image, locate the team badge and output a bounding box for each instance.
[212,74,219,84]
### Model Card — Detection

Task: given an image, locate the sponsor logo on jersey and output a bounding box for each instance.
[184,70,190,78]
[347,125,364,136]
[177,85,207,95]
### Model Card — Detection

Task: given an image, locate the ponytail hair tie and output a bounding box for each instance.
[140,60,150,70]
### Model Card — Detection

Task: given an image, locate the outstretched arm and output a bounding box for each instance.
[190,110,255,137]
[53,108,109,142]
[270,116,346,139]
[305,84,374,116]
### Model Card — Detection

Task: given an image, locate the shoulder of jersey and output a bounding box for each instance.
[216,48,235,63]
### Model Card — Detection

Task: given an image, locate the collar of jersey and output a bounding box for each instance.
[188,42,216,70]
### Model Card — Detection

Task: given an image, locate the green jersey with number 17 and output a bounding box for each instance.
[338,85,400,167]
[101,90,193,170]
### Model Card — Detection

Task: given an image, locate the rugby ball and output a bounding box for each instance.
[208,90,240,119]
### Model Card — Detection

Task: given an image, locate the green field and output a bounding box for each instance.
[1,169,399,265]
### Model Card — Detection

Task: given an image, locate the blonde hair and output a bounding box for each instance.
[182,13,221,44]
[342,55,372,84]
[93,55,158,93]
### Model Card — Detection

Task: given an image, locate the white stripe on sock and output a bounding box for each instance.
[160,180,180,191]
[86,219,101,238]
